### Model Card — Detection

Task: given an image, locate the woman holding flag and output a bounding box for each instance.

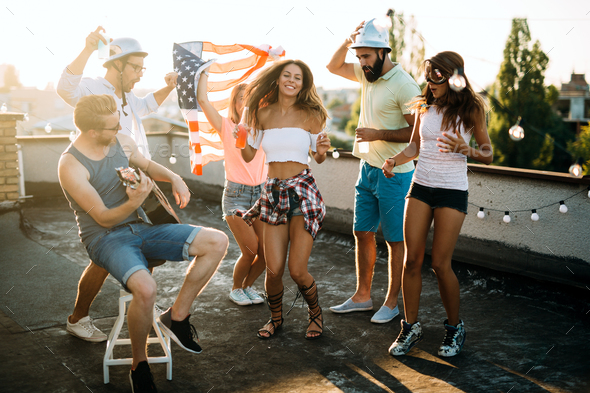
[197,72,267,307]
[238,59,331,340]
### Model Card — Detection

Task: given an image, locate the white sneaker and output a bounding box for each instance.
[243,287,264,304]
[229,288,252,306]
[66,316,107,342]
[438,319,466,357]
[389,320,423,356]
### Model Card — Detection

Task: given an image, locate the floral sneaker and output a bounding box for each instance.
[438,319,466,357]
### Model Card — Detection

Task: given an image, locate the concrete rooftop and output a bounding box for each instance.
[1,195,589,393]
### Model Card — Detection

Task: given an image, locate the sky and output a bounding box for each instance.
[1,0,589,93]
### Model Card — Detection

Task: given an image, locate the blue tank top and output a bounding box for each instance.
[62,139,145,246]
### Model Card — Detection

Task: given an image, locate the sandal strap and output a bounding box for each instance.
[308,306,323,331]
[265,288,284,315]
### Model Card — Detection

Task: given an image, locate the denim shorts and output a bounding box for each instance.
[407,181,468,214]
[271,188,303,219]
[222,180,264,219]
[354,161,413,242]
[86,222,202,288]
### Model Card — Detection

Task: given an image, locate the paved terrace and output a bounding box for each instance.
[1,195,589,393]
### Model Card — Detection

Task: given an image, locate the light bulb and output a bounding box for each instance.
[1,103,7,113]
[449,69,466,92]
[23,113,29,122]
[559,201,568,214]
[587,187,590,199]
[508,117,524,141]
[568,162,583,178]
[530,209,539,221]
[308,156,312,164]
[477,207,485,219]
[169,154,177,164]
[503,212,511,223]
[332,150,340,159]
[45,123,52,133]
[69,131,76,142]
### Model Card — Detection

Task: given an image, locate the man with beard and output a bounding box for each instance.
[57,27,179,343]
[327,19,420,325]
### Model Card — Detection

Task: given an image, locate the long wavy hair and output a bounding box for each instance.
[228,83,247,124]
[244,59,328,132]
[410,51,486,133]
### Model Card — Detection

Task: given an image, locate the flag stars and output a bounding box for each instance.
[190,71,195,76]
[181,60,186,65]
[188,97,194,102]
[176,55,182,60]
[185,65,191,70]
[174,67,179,72]
[182,77,188,82]
[187,83,193,89]
[182,90,187,96]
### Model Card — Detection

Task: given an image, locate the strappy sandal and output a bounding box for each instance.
[299,280,323,340]
[257,288,284,339]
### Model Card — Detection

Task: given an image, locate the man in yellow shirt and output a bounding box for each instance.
[327,19,420,324]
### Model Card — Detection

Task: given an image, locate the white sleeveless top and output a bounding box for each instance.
[413,107,472,191]
[248,128,318,165]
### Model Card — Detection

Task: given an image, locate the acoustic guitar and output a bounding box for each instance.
[115,167,182,225]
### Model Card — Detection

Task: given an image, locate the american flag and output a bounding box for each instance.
[173,42,284,176]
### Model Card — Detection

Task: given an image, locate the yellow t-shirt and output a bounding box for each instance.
[352,62,421,172]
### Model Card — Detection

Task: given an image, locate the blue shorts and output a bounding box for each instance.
[222,180,264,219]
[271,188,303,219]
[86,222,202,288]
[354,161,413,242]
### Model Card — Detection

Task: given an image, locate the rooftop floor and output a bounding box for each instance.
[1,196,589,393]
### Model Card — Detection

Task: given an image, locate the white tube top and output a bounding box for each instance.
[248,128,318,165]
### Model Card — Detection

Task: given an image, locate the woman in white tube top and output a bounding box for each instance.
[382,52,493,358]
[238,59,331,340]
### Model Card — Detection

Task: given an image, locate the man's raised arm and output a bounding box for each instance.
[326,22,364,82]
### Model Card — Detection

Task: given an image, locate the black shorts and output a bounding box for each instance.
[406,182,468,214]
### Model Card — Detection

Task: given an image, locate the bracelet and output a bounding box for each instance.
[389,157,397,168]
[203,71,209,77]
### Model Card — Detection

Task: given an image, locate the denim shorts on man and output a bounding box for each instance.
[354,161,413,242]
[406,181,468,214]
[86,222,202,288]
[222,180,264,219]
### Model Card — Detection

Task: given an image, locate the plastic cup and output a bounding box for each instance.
[358,141,370,154]
[97,33,110,59]
[236,107,249,149]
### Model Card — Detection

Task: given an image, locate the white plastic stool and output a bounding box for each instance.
[103,289,172,384]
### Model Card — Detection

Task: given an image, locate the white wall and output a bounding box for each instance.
[18,134,590,287]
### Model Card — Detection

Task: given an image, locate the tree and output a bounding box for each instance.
[567,123,590,176]
[387,9,425,80]
[0,64,22,92]
[327,97,344,110]
[487,18,573,171]
[345,93,361,137]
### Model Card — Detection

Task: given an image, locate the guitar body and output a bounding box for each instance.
[116,167,182,225]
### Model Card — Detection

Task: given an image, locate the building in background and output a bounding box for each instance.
[554,73,590,134]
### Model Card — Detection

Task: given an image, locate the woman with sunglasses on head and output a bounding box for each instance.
[238,59,331,340]
[382,51,493,357]
[197,71,267,307]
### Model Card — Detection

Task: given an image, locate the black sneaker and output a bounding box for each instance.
[129,361,157,393]
[157,308,202,354]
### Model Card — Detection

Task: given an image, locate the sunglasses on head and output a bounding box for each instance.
[425,68,447,85]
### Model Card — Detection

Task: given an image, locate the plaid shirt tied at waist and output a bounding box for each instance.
[238,169,325,239]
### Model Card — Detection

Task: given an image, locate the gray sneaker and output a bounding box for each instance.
[438,319,466,357]
[389,320,423,356]
[329,298,373,313]
[243,287,264,304]
[229,288,252,306]
[66,316,107,342]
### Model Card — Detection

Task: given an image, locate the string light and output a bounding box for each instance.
[530,209,539,221]
[45,123,52,134]
[23,113,29,121]
[503,211,511,223]
[477,207,485,219]
[559,201,568,213]
[332,149,340,159]
[449,68,466,92]
[68,131,76,142]
[588,186,590,199]
[169,154,177,165]
[508,117,525,141]
[568,159,583,178]
[1,103,7,113]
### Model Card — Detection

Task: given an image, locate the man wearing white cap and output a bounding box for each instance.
[57,26,179,343]
[327,19,420,323]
